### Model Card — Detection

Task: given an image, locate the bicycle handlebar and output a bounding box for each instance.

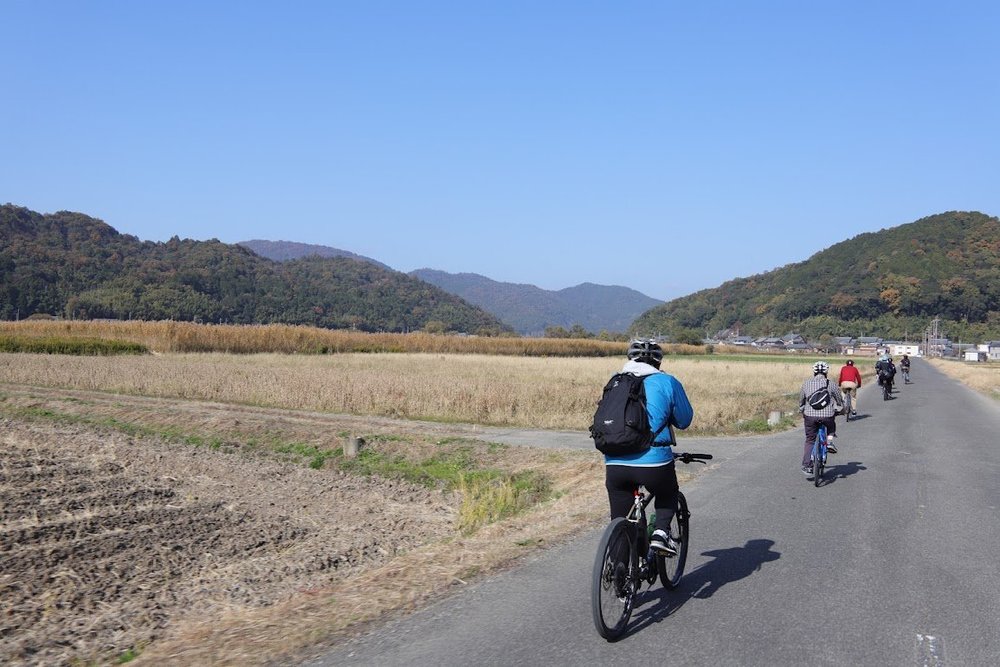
[675,452,713,464]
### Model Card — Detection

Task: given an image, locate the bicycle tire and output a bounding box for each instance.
[812,432,823,487]
[591,517,636,640]
[657,492,689,589]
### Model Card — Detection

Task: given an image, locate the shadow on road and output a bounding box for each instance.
[624,539,781,637]
[821,461,867,485]
[846,414,871,422]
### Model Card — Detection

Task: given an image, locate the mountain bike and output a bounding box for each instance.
[810,424,829,487]
[901,366,911,384]
[591,452,713,641]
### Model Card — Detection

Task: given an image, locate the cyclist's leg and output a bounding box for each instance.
[604,465,637,520]
[638,463,679,532]
[803,417,820,467]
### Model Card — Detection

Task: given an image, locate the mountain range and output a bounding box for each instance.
[409,269,661,336]
[243,240,661,335]
[4,204,998,342]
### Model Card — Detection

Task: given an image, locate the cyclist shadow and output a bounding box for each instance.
[821,460,867,484]
[625,539,781,636]
[846,414,871,422]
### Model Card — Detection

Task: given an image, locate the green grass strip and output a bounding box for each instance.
[0,335,148,355]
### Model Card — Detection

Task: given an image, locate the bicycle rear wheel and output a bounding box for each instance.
[657,493,690,589]
[812,440,823,487]
[592,517,636,640]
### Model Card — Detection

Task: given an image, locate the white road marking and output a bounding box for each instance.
[917,633,945,666]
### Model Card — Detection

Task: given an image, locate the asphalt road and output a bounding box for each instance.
[306,359,1000,666]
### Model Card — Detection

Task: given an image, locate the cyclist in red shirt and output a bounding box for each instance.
[838,359,862,418]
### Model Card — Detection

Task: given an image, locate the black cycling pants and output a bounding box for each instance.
[605,462,678,534]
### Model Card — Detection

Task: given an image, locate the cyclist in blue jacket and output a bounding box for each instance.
[604,339,694,555]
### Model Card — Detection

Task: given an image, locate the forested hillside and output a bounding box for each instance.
[239,239,391,270]
[633,211,1000,341]
[0,205,512,335]
[410,269,662,335]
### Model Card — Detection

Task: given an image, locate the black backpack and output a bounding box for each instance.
[806,379,833,410]
[589,373,668,456]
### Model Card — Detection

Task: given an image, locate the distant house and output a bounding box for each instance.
[782,333,808,346]
[989,342,1000,361]
[965,349,987,362]
[834,336,854,352]
[754,337,785,349]
[730,336,755,346]
[889,342,921,357]
[774,333,809,353]
[853,337,883,356]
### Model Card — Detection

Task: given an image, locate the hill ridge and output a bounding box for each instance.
[633,210,1000,341]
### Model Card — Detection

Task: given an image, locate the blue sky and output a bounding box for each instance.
[3,1,998,301]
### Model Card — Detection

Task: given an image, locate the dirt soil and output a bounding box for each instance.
[0,385,617,666]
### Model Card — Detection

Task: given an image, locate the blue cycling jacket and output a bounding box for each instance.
[604,360,695,467]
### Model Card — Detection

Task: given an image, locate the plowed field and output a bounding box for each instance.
[0,387,604,666]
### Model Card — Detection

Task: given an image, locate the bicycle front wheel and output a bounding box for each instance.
[591,517,636,641]
[657,493,690,589]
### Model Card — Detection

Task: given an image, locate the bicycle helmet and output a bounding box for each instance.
[812,361,830,375]
[846,360,854,366]
[627,338,663,367]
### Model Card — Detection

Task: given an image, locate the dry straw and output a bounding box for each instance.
[928,358,1000,399]
[0,350,816,434]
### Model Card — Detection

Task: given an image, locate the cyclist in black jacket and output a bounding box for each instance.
[875,355,896,398]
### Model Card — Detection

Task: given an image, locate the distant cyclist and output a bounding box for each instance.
[837,359,862,418]
[798,361,844,476]
[602,339,694,556]
[900,354,911,383]
[875,355,896,399]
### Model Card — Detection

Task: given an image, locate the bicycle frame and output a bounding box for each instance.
[625,489,655,582]
[811,424,829,486]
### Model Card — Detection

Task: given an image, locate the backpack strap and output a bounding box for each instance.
[650,419,670,445]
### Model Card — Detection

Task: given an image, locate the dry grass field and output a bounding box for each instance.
[0,351,820,435]
[0,330,853,665]
[0,319,634,356]
[928,358,1000,400]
